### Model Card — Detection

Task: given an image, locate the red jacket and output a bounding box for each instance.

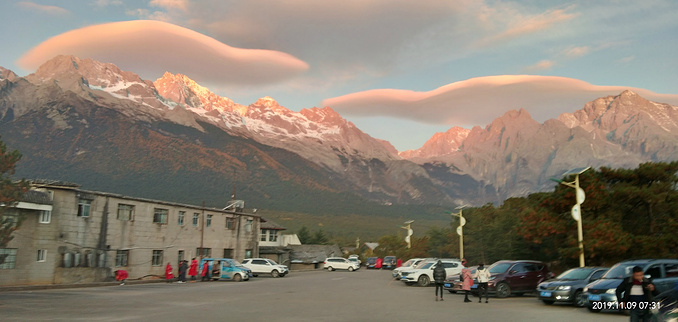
[165,264,174,280]
[201,262,209,277]
[189,259,198,276]
[115,270,128,281]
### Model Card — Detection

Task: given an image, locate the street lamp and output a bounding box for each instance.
[401,220,414,249]
[550,167,590,267]
[451,205,467,259]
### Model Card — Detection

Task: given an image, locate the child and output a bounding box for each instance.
[115,269,128,286]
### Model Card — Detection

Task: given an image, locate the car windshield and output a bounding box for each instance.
[232,260,242,266]
[557,268,594,280]
[488,263,512,274]
[603,263,637,279]
[367,258,377,263]
[266,259,278,265]
[402,259,413,267]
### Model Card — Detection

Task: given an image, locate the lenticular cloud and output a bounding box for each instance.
[18,20,309,85]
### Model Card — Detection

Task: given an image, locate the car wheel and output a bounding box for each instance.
[417,275,431,287]
[253,274,258,277]
[327,266,333,271]
[543,300,555,305]
[271,270,280,278]
[496,282,511,298]
[233,274,242,282]
[573,291,585,307]
[448,290,455,294]
[348,266,355,272]
[405,282,415,286]
[587,306,602,313]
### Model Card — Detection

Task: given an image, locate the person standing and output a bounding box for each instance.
[165,262,174,283]
[189,258,198,281]
[461,260,473,303]
[433,260,447,301]
[178,260,188,283]
[200,260,210,281]
[616,266,658,322]
[474,263,491,303]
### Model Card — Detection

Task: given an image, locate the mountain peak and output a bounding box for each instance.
[254,96,279,107]
[0,67,18,81]
[154,72,246,114]
[400,126,470,159]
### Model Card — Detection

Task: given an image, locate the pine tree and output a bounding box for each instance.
[0,137,29,265]
[296,226,311,244]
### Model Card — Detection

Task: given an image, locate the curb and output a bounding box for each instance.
[0,279,168,293]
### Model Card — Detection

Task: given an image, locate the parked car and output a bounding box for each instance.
[383,256,397,270]
[324,257,360,272]
[392,258,426,279]
[347,255,361,267]
[455,260,553,298]
[444,266,478,294]
[366,257,381,269]
[654,282,678,322]
[200,258,252,282]
[537,267,608,307]
[401,258,462,287]
[241,258,289,278]
[583,259,678,313]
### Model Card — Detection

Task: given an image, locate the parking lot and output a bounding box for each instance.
[1,269,625,321]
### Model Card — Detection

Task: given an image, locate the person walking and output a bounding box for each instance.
[200,260,210,281]
[616,266,658,322]
[433,260,447,302]
[114,269,128,286]
[461,260,473,303]
[178,260,188,283]
[474,263,491,303]
[189,258,198,281]
[165,262,174,283]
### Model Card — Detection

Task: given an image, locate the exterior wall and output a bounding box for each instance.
[0,187,260,286]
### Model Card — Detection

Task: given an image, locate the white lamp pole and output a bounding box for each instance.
[402,220,414,249]
[452,206,467,259]
[551,167,590,267]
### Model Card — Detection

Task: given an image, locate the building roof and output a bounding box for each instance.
[21,190,53,205]
[289,245,342,264]
[260,217,287,230]
[31,180,259,218]
[362,242,379,250]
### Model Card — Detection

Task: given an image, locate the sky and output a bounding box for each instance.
[1,0,677,151]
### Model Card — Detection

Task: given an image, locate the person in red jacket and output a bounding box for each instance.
[115,270,128,286]
[165,262,174,283]
[396,258,403,268]
[200,261,210,281]
[189,258,198,281]
[375,257,383,269]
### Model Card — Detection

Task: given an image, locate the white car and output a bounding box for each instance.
[392,258,426,279]
[324,257,360,272]
[348,256,361,267]
[241,258,289,277]
[400,259,462,286]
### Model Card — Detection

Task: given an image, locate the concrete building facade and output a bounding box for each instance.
[0,181,260,286]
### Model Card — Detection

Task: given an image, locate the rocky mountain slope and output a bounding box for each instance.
[403,90,678,198]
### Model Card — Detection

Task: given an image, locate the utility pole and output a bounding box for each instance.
[452,206,467,259]
[551,167,590,267]
[401,220,414,249]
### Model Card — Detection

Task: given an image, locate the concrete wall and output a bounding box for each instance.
[0,187,260,286]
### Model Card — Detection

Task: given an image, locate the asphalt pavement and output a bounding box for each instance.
[0,269,626,322]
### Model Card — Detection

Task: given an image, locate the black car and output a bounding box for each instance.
[537,267,608,307]
[583,259,678,313]
[382,256,397,270]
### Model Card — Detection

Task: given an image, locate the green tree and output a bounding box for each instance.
[0,137,29,265]
[296,226,311,244]
[312,228,329,245]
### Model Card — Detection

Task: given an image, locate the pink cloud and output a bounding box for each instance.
[150,0,188,11]
[17,20,309,85]
[16,1,69,15]
[524,60,555,72]
[322,75,678,126]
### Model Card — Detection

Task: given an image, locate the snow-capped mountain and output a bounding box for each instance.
[399,126,470,160]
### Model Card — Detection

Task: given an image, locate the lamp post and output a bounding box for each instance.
[551,167,590,267]
[401,220,414,249]
[452,206,467,259]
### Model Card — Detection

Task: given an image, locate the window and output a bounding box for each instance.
[0,248,17,269]
[511,264,528,273]
[77,199,91,217]
[153,208,168,224]
[223,249,234,258]
[269,230,278,242]
[442,262,458,268]
[590,270,606,281]
[245,249,253,259]
[206,215,212,227]
[117,204,134,221]
[260,229,268,242]
[178,211,185,225]
[37,249,47,262]
[192,213,199,227]
[252,259,268,265]
[245,219,253,232]
[178,250,184,264]
[152,250,163,266]
[197,248,211,257]
[226,218,235,230]
[665,263,678,278]
[646,265,662,279]
[115,250,129,267]
[39,210,51,224]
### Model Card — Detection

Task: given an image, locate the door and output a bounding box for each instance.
[251,259,270,273]
[221,260,234,279]
[443,262,461,277]
[523,264,544,288]
[506,263,530,291]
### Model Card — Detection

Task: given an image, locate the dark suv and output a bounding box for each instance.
[486,260,553,298]
[583,259,678,313]
[382,256,397,270]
